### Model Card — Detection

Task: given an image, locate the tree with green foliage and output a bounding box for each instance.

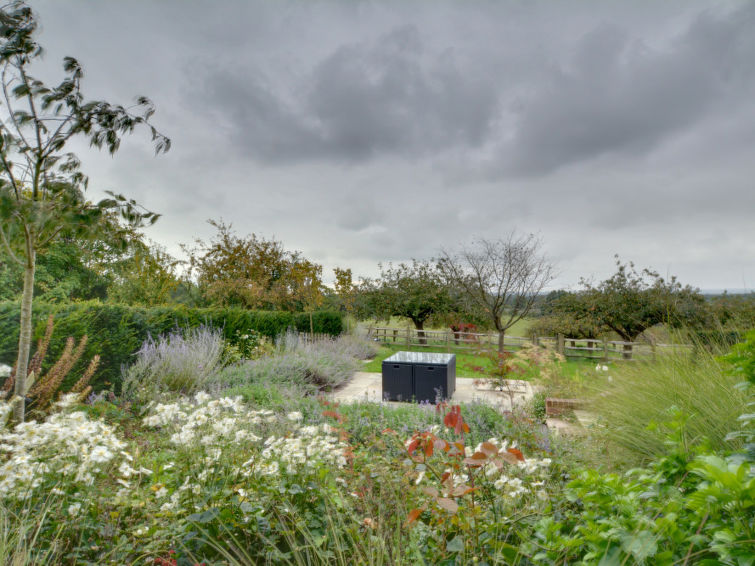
[363,260,453,344]
[561,256,706,344]
[107,240,182,306]
[184,220,324,312]
[438,234,554,353]
[0,3,169,421]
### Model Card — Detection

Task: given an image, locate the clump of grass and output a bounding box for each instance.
[589,342,748,464]
[121,326,225,405]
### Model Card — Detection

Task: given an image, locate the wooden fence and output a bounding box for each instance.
[365,326,692,361]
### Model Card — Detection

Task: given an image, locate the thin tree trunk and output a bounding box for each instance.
[13,248,35,423]
[497,330,505,354]
[415,320,427,345]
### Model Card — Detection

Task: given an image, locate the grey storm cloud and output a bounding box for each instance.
[194,2,755,178]
[196,24,499,162]
[503,5,755,175]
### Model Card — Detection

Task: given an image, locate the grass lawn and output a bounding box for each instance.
[362,344,495,377]
[357,316,535,337]
[362,342,601,380]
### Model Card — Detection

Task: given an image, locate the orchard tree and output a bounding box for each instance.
[107,241,182,306]
[184,220,324,312]
[565,256,705,343]
[0,3,169,421]
[367,260,453,344]
[438,233,554,353]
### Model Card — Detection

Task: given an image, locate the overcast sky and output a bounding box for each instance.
[27,0,755,290]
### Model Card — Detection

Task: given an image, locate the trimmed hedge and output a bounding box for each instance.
[0,302,343,391]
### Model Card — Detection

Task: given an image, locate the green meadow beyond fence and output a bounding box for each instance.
[366,326,693,361]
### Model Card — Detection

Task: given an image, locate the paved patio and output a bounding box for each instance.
[330,371,537,411]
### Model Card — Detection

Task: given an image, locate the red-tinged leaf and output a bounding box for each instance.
[406,439,420,454]
[444,412,457,429]
[421,486,439,498]
[500,452,519,465]
[382,428,396,435]
[480,442,499,456]
[449,485,476,497]
[437,497,459,513]
[441,471,451,484]
[424,440,434,458]
[405,508,424,526]
[461,421,470,434]
[434,438,448,452]
[507,448,525,462]
[463,457,486,467]
[322,410,343,422]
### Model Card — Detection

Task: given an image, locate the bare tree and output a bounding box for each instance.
[438,233,554,354]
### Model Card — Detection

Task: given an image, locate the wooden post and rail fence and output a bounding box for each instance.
[365,326,691,361]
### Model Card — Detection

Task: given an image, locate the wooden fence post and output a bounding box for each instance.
[557,333,565,355]
[405,327,410,348]
[603,339,609,362]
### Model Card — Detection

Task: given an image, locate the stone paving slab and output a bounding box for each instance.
[330,371,536,412]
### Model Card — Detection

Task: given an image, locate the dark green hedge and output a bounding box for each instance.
[0,302,343,391]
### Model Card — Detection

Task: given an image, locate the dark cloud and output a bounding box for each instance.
[503,4,755,175]
[195,24,499,163]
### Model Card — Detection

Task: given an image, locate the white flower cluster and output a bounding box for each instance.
[0,401,11,428]
[249,423,348,476]
[143,392,260,447]
[479,438,551,500]
[0,408,131,500]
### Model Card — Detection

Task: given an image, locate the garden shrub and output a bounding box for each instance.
[121,326,226,406]
[0,301,343,391]
[215,335,360,395]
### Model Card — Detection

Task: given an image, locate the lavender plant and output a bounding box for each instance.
[121,326,225,406]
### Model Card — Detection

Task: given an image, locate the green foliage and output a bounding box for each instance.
[184,219,324,311]
[360,260,454,336]
[555,256,706,341]
[722,328,755,386]
[0,301,343,391]
[524,413,755,565]
[528,313,602,340]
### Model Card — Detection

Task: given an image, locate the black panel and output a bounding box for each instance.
[414,364,449,403]
[381,362,413,401]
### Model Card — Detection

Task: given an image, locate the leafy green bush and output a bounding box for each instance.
[0,301,343,391]
[522,412,755,565]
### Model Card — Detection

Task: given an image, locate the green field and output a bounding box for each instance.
[362,341,598,380]
[358,316,534,337]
